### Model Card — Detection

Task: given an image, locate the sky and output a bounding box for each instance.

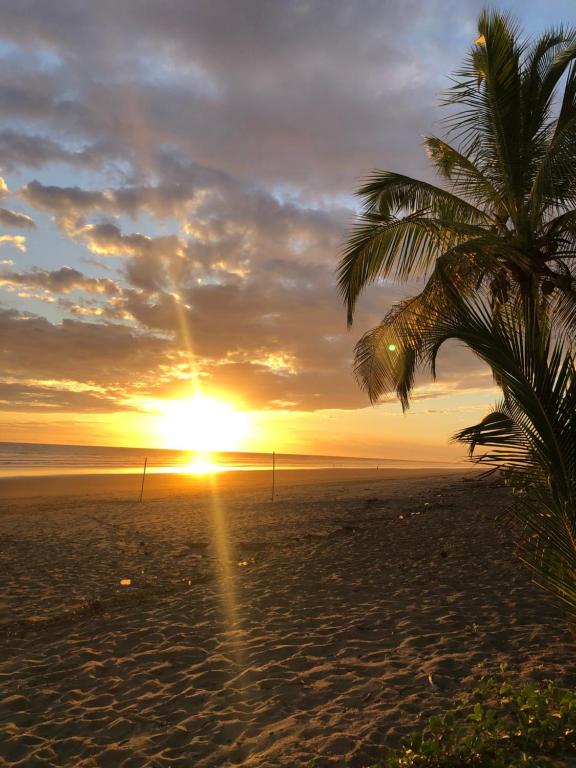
[0,0,574,460]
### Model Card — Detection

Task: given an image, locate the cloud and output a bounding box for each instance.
[0,234,26,251]
[0,0,488,191]
[21,174,347,282]
[0,266,119,295]
[0,0,511,426]
[73,223,185,290]
[0,208,35,228]
[70,260,491,410]
[20,180,107,215]
[0,249,492,413]
[0,380,127,412]
[0,308,174,388]
[0,130,119,171]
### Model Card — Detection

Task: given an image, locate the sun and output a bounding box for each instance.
[157,395,251,452]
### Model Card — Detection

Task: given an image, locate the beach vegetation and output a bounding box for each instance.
[452,303,576,618]
[383,672,576,767]
[376,274,576,616]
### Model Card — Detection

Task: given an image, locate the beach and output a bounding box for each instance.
[1,468,575,767]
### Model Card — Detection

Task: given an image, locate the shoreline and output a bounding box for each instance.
[0,466,472,501]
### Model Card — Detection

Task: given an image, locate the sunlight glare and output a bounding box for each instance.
[158,395,251,451]
[184,454,220,475]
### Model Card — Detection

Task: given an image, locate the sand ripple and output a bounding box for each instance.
[1,470,575,767]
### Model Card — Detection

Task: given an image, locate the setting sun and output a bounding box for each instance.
[157,396,251,452]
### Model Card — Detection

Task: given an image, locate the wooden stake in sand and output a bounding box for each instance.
[271,451,276,502]
[139,456,148,502]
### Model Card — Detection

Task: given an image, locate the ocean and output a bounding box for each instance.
[0,442,459,477]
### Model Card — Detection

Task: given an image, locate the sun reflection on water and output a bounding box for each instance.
[184,453,221,475]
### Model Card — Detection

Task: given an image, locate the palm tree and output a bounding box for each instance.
[338,10,576,407]
[407,278,576,616]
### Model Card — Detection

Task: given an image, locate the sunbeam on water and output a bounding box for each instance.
[184,453,221,475]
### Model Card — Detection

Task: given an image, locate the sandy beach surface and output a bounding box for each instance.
[1,468,575,767]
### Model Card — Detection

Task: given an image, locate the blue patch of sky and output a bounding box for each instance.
[266,182,354,214]
[8,164,89,193]
[7,210,81,272]
[0,40,63,72]
[133,48,222,101]
[0,288,64,324]
[508,0,576,32]
[396,1,576,102]
[1,153,187,280]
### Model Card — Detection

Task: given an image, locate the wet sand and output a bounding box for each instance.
[1,468,575,767]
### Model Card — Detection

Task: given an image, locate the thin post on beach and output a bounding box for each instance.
[139,456,148,502]
[271,450,275,502]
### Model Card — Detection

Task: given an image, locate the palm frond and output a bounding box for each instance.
[338,172,491,324]
[529,112,576,218]
[521,27,576,174]
[353,298,421,409]
[447,294,576,616]
[423,136,506,216]
[443,10,525,222]
[356,171,488,221]
[352,249,487,404]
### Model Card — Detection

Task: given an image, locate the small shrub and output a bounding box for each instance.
[383,672,576,767]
